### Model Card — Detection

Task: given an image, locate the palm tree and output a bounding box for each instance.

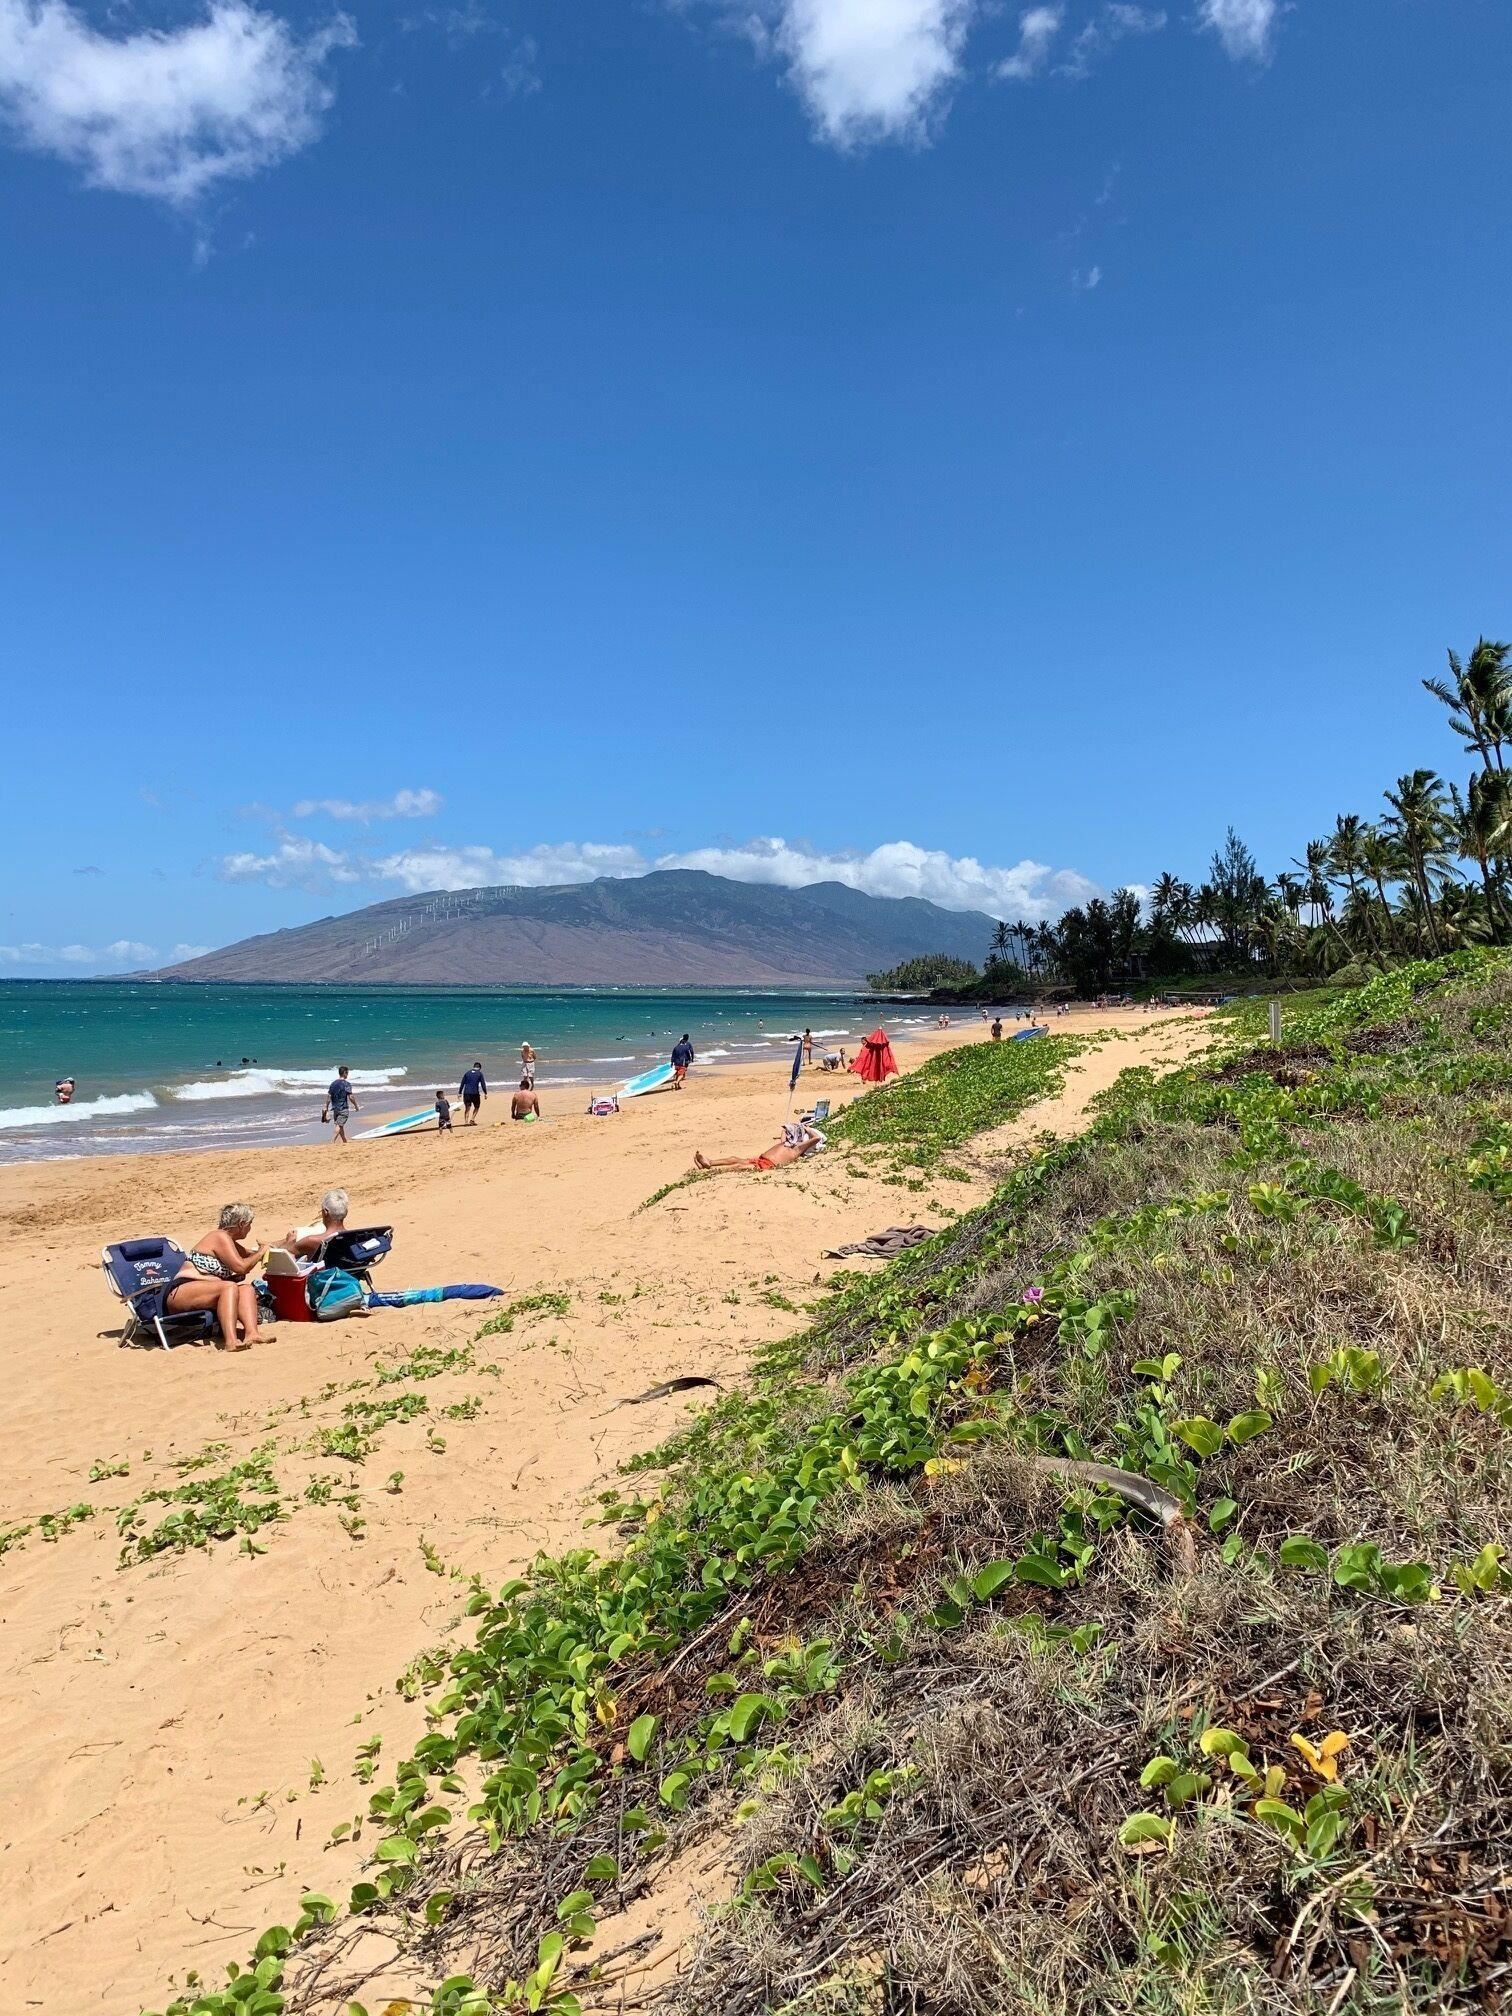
[1424,638,1512,775]
[1384,769,1451,954]
[1359,825,1401,954]
[989,920,1012,966]
[1450,772,1512,941]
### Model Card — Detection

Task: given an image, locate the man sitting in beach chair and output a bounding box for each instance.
[284,1188,350,1260]
[692,1119,824,1175]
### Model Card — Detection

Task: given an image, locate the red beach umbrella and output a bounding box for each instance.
[851,1028,899,1083]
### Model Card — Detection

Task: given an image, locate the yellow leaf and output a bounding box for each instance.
[923,1457,963,1481]
[1291,1730,1349,1781]
[594,1688,618,1729]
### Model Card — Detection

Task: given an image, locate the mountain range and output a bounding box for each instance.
[150,871,995,987]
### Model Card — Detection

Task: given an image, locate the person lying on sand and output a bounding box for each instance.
[164,1202,268,1351]
[693,1120,822,1174]
[284,1187,349,1259]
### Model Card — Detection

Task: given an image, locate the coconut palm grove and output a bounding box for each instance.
[869,641,1512,998]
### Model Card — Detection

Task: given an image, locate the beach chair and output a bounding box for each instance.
[801,1098,832,1126]
[101,1238,217,1350]
[317,1225,394,1290]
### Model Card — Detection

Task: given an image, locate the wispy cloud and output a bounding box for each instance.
[290,787,444,823]
[0,937,157,966]
[171,942,213,961]
[219,834,364,888]
[773,0,975,147]
[0,0,355,204]
[996,3,1062,81]
[73,863,104,875]
[372,840,648,892]
[214,829,1100,920]
[1197,0,1278,62]
[1071,262,1102,289]
[1060,2,1164,78]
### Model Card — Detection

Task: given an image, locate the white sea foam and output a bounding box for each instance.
[0,1090,159,1131]
[171,1066,408,1103]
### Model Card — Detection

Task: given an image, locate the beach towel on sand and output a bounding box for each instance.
[822,1225,935,1261]
[364,1283,502,1308]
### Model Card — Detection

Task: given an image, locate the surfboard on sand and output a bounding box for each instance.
[617,1062,676,1100]
[356,1105,439,1139]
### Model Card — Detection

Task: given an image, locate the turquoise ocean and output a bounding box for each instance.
[0,983,925,1163]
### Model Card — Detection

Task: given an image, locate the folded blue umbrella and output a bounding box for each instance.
[364,1284,502,1308]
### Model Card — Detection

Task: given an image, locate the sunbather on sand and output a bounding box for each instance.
[693,1121,822,1173]
[164,1202,267,1350]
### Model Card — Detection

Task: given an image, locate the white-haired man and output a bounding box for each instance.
[285,1189,350,1261]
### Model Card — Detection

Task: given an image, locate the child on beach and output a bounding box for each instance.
[435,1089,453,1134]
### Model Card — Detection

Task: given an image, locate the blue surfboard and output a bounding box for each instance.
[617,1062,676,1100]
[356,1105,439,1139]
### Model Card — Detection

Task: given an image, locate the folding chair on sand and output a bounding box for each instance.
[101,1237,217,1349]
[317,1225,394,1290]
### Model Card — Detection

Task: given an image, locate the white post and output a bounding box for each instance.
[1269,999,1282,1045]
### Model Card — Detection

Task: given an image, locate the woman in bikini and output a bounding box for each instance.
[164,1202,268,1351]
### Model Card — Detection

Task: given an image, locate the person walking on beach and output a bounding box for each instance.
[519,1041,536,1087]
[435,1088,453,1135]
[990,1018,1003,1042]
[323,1065,358,1143]
[802,1027,814,1067]
[671,1034,695,1088]
[459,1060,487,1124]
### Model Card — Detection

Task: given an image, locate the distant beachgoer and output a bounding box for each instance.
[435,1089,453,1134]
[671,1034,695,1087]
[991,1019,1003,1042]
[803,1028,814,1066]
[285,1188,349,1260]
[459,1060,487,1124]
[693,1121,822,1174]
[54,1077,75,1105]
[323,1065,358,1143]
[512,1077,541,1122]
[164,1203,267,1351]
[519,1042,536,1087]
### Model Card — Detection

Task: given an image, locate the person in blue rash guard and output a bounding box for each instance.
[459,1061,487,1125]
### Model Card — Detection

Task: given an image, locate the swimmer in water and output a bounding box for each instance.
[55,1077,76,1105]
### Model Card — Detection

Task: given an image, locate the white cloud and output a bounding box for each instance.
[0,0,355,204]
[0,938,156,966]
[996,3,1061,81]
[218,834,363,888]
[1060,2,1164,77]
[214,829,1102,920]
[653,837,1099,919]
[291,787,443,823]
[171,942,214,960]
[372,840,647,892]
[1196,0,1278,62]
[776,0,974,146]
[1071,262,1101,289]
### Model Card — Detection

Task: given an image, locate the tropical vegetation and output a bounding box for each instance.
[967,640,1512,995]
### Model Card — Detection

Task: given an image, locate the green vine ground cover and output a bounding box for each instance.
[140,960,1512,2015]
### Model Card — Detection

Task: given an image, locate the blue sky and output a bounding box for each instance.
[1,0,1509,971]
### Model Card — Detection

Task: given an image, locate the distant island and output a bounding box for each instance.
[149,869,997,987]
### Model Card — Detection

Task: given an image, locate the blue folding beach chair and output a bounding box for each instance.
[317,1225,394,1290]
[101,1237,217,1350]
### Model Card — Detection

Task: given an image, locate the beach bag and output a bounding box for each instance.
[308,1266,365,1321]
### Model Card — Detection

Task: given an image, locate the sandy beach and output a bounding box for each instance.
[0,1008,1208,2013]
